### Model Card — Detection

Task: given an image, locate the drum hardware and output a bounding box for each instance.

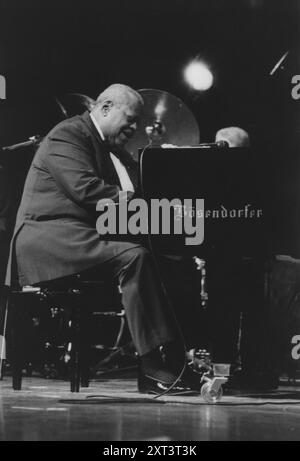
[194,257,208,308]
[200,369,228,403]
[188,349,229,403]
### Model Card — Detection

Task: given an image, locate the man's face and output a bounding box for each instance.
[104,97,142,148]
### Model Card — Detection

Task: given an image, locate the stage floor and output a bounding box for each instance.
[0,376,300,441]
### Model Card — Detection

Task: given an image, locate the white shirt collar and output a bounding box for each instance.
[90,113,105,141]
[89,113,134,193]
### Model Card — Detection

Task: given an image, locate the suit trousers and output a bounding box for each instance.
[82,242,180,356]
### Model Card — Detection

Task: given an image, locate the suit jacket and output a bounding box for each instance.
[6,111,138,286]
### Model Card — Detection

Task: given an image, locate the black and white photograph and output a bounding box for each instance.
[0,0,300,443]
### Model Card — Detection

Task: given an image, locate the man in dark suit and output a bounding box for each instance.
[7,84,197,394]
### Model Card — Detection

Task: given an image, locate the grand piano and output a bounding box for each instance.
[139,145,271,259]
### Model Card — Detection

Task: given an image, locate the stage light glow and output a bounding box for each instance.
[184,61,213,91]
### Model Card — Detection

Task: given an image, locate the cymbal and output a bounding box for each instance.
[55,93,96,118]
[126,89,200,159]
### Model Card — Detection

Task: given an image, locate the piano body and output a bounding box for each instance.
[138,146,272,259]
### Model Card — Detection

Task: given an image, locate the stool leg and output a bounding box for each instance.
[11,297,29,390]
[0,358,4,381]
[0,292,8,381]
[80,308,91,388]
[70,303,81,392]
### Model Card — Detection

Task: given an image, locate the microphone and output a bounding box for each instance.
[2,135,42,152]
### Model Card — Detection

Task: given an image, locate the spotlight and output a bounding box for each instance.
[184,61,213,91]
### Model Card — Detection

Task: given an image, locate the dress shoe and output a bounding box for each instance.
[137,368,199,395]
[162,353,203,392]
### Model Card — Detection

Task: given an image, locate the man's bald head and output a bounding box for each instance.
[95,84,143,108]
[91,84,143,149]
[215,126,250,148]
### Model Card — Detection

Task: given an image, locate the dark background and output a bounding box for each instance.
[0,0,300,255]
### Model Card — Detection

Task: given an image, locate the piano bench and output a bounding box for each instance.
[9,275,123,392]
